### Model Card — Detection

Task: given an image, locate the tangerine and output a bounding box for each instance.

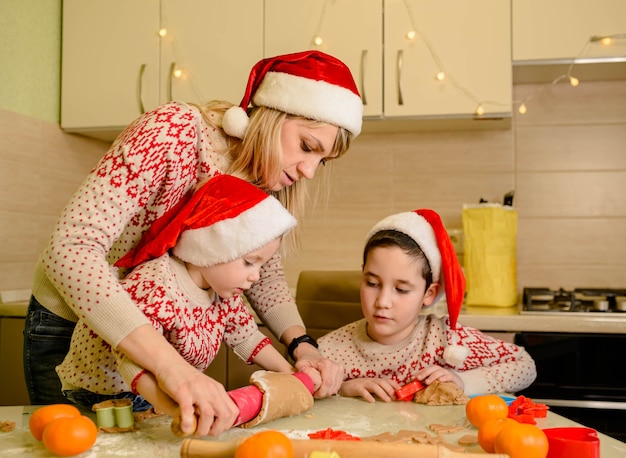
[234,430,294,458]
[29,404,81,441]
[494,421,549,458]
[42,415,98,457]
[478,417,517,453]
[465,394,509,428]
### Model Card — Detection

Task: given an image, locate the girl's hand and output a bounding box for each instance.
[416,365,464,391]
[338,378,401,403]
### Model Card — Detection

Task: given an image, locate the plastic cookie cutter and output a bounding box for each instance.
[92,398,134,429]
[395,379,425,401]
[507,395,549,424]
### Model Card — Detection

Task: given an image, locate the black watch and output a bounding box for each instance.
[287,334,318,360]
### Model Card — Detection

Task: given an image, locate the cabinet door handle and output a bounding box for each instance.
[359,49,368,105]
[137,64,147,114]
[396,50,404,106]
[167,62,176,102]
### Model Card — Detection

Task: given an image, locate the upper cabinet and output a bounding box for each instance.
[265,0,511,121]
[264,0,383,118]
[513,0,626,62]
[61,0,262,142]
[383,0,511,118]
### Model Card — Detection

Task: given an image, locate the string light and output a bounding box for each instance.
[310,4,624,117]
[515,33,626,114]
[158,28,167,37]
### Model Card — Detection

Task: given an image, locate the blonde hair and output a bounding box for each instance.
[192,100,353,252]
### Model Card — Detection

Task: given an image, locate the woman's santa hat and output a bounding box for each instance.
[115,175,297,269]
[223,50,363,139]
[366,209,469,367]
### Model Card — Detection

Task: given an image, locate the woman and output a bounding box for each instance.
[24,50,363,436]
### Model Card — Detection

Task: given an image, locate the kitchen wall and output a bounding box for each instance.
[283,80,626,293]
[1,2,625,298]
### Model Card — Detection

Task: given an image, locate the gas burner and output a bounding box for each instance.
[522,287,626,314]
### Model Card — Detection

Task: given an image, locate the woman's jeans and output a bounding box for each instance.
[23,296,75,405]
[22,296,152,411]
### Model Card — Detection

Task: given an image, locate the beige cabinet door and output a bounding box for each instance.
[161,0,263,107]
[513,0,626,62]
[61,0,160,135]
[264,0,383,117]
[383,0,512,118]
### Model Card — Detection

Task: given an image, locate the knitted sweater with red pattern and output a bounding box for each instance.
[33,101,302,349]
[318,316,536,395]
[57,254,270,394]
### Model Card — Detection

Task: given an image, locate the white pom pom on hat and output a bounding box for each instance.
[366,209,468,367]
[222,50,363,139]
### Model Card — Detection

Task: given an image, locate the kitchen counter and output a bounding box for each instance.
[1,397,624,457]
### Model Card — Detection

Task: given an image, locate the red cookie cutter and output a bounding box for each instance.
[395,379,426,402]
[507,395,549,424]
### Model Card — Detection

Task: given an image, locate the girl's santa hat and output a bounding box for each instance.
[366,209,469,367]
[223,50,363,139]
[115,175,297,269]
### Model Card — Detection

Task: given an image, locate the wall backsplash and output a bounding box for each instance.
[1,80,625,301]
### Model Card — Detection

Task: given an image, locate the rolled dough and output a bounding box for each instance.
[240,371,314,428]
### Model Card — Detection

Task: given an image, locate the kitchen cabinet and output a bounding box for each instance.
[0,317,30,406]
[265,0,511,120]
[61,0,263,142]
[513,0,626,62]
[264,0,383,117]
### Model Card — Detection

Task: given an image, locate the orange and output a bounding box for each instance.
[29,404,81,441]
[234,430,294,458]
[42,415,98,457]
[494,421,549,458]
[465,394,509,428]
[478,417,517,453]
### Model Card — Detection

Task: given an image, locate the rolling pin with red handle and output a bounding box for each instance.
[180,437,509,458]
[172,372,315,434]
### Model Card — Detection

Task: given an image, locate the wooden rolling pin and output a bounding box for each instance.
[172,372,315,435]
[180,437,509,458]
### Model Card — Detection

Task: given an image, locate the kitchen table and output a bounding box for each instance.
[1,396,625,457]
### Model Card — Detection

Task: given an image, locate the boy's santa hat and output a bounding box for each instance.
[223,50,363,139]
[115,175,297,269]
[366,209,469,367]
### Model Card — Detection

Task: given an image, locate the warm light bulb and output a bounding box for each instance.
[601,37,612,46]
[406,30,417,41]
[313,35,323,46]
[158,28,167,37]
[518,103,527,114]
[435,71,445,81]
[475,105,485,116]
[173,68,183,79]
[569,76,579,87]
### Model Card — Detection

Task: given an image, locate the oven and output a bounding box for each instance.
[516,288,626,442]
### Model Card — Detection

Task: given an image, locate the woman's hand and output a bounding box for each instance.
[293,343,345,398]
[338,378,400,403]
[118,325,238,436]
[416,365,464,391]
[154,359,239,436]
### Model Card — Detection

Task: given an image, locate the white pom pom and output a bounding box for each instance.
[443,344,469,367]
[222,106,250,139]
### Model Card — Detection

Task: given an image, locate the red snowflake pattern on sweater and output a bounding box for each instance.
[34,101,301,351]
[57,254,269,394]
[318,315,536,394]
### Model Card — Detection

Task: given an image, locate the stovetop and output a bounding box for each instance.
[522,287,626,314]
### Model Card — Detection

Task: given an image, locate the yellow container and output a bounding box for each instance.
[462,204,517,307]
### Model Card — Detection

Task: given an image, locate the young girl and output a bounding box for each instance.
[25,50,362,435]
[56,175,300,422]
[318,209,536,403]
